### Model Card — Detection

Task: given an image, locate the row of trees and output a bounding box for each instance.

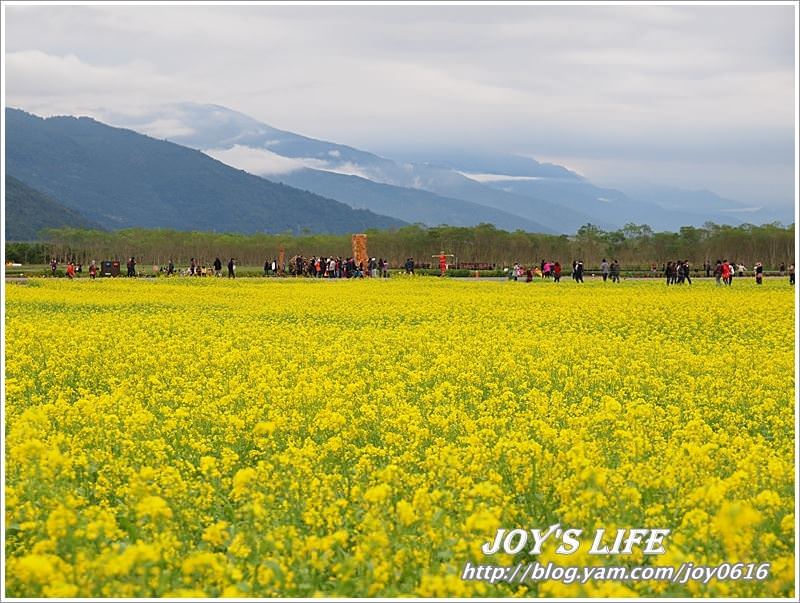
[6,222,795,269]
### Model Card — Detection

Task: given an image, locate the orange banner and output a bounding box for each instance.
[352,234,368,269]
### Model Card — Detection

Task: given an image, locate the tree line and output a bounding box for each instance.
[5,222,795,270]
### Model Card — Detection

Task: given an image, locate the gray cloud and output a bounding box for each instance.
[4,4,796,206]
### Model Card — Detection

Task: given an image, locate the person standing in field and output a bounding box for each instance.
[721,260,732,286]
[553,261,562,282]
[50,258,57,276]
[610,260,620,283]
[714,260,722,285]
[683,261,692,285]
[788,264,795,285]
[728,260,737,285]
[600,258,610,282]
[66,261,75,280]
[574,260,584,283]
[754,261,764,285]
[89,260,97,280]
[167,259,175,276]
[227,258,236,279]
[213,257,222,277]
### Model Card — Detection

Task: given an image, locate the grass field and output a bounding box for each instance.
[4,277,796,597]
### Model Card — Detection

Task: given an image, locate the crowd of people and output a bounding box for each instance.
[508,258,623,284]
[660,258,798,286]
[157,255,394,278]
[288,256,390,278]
[599,259,622,283]
[45,255,796,285]
[664,260,693,285]
[705,259,795,286]
[177,257,239,278]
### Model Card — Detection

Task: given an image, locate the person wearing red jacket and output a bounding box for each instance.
[721,260,732,286]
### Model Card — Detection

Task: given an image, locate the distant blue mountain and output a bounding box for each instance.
[385,149,743,231]
[620,183,793,226]
[101,103,599,232]
[103,102,398,174]
[385,149,582,180]
[621,183,749,212]
[478,178,742,232]
[94,102,779,232]
[5,108,404,235]
[278,168,555,233]
[5,174,103,241]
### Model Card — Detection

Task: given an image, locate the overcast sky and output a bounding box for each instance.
[4,3,797,205]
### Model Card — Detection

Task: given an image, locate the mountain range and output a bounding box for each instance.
[5,103,792,241]
[101,102,792,231]
[5,108,403,240]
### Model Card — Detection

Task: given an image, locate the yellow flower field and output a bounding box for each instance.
[4,277,796,597]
